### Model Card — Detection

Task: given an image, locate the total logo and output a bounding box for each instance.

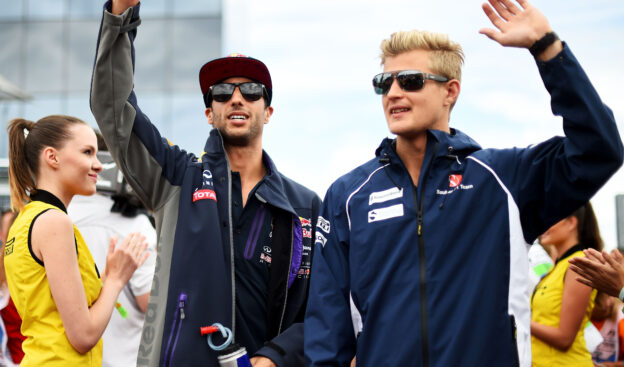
[192,189,217,202]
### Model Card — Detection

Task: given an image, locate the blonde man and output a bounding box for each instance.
[304,1,623,366]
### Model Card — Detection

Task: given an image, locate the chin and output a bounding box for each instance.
[79,186,97,196]
[222,133,253,146]
[389,127,425,139]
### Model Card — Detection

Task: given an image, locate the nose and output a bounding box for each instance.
[229,86,245,104]
[92,155,103,173]
[385,77,403,99]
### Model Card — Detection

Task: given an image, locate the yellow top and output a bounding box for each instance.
[531,247,596,367]
[4,193,103,367]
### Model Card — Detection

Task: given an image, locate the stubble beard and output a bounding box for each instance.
[213,110,263,147]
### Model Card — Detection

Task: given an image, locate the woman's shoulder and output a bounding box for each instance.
[32,208,72,230]
[30,209,75,252]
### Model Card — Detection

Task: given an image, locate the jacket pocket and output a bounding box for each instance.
[163,292,187,367]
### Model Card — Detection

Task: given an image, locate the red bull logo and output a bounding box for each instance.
[299,217,312,227]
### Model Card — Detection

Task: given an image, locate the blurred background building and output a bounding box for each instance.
[0,0,222,159]
[0,0,222,211]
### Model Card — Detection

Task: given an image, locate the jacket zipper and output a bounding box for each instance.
[413,142,438,367]
[277,217,294,334]
[163,292,187,367]
[220,136,236,337]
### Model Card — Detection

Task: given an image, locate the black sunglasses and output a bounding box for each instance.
[372,70,449,95]
[208,82,266,103]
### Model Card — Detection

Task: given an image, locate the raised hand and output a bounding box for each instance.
[479,0,552,49]
[112,0,140,15]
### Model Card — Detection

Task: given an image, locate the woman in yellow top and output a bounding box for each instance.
[3,115,148,366]
[531,202,602,366]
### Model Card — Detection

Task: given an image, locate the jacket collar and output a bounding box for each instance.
[202,128,298,216]
[375,128,482,164]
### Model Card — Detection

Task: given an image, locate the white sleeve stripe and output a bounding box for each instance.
[345,164,389,230]
[466,156,511,197]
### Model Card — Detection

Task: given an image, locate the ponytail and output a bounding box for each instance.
[6,115,88,211]
[7,118,36,211]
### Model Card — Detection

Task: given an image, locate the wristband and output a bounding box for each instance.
[529,31,559,57]
[619,286,624,302]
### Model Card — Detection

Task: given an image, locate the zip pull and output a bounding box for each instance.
[178,293,187,320]
[418,214,423,236]
[446,146,461,165]
[379,153,390,164]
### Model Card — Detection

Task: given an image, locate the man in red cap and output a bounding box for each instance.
[90,1,321,366]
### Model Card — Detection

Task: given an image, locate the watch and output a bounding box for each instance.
[529,31,559,57]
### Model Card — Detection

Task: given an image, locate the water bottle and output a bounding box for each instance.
[216,343,252,367]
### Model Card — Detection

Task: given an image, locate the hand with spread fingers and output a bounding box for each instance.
[568,248,624,298]
[479,0,562,60]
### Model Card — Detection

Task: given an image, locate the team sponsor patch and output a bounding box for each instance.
[317,216,330,234]
[369,187,403,205]
[302,228,312,238]
[4,238,14,256]
[449,174,462,188]
[260,245,272,264]
[436,183,474,195]
[299,217,312,227]
[192,189,217,202]
[315,233,327,247]
[260,252,272,264]
[368,203,404,223]
[203,169,214,187]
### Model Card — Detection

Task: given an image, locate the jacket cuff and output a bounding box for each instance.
[254,341,287,366]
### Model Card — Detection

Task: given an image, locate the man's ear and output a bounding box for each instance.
[264,106,274,124]
[444,79,461,107]
[205,108,214,126]
[42,146,59,169]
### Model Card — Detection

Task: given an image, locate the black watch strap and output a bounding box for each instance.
[529,31,559,57]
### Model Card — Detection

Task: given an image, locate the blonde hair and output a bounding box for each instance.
[6,115,88,211]
[380,30,465,82]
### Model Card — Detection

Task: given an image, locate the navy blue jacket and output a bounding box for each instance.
[305,44,623,366]
[90,3,321,366]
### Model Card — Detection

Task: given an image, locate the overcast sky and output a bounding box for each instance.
[220,0,624,248]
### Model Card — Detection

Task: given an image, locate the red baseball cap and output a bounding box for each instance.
[199,53,272,107]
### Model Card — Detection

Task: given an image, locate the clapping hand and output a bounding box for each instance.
[569,248,624,298]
